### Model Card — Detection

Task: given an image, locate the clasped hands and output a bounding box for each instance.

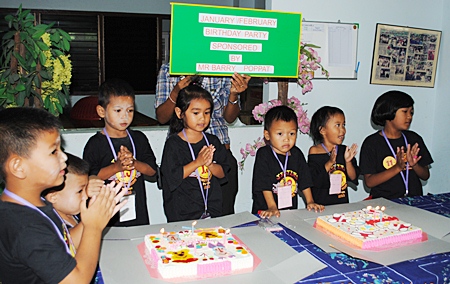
[117,145,135,171]
[196,144,216,167]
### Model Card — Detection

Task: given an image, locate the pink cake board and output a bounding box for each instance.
[137,235,261,283]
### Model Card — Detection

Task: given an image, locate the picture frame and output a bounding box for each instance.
[370,23,441,88]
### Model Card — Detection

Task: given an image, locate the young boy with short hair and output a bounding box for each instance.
[42,152,105,253]
[83,78,157,226]
[251,105,324,218]
[0,107,126,283]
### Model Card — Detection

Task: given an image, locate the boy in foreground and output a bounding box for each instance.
[0,107,126,283]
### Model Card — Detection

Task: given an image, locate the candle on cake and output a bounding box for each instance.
[191,221,197,235]
[380,206,386,221]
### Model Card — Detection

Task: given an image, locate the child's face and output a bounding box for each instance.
[178,98,211,133]
[389,107,414,131]
[320,113,346,145]
[98,95,134,136]
[53,172,88,216]
[25,130,67,190]
[264,119,297,154]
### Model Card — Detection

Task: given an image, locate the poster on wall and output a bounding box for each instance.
[170,3,302,78]
[370,23,441,88]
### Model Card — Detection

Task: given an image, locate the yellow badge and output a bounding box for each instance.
[383,156,397,169]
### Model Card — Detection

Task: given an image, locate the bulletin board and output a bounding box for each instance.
[302,21,359,79]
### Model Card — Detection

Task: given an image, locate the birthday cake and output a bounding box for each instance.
[144,227,254,279]
[315,206,423,250]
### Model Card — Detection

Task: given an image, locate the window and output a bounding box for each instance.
[0,8,168,96]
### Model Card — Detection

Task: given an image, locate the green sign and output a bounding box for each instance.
[170,3,302,78]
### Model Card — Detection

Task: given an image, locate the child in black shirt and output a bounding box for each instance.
[360,90,433,199]
[83,79,157,226]
[252,105,324,218]
[308,106,359,205]
[160,84,229,222]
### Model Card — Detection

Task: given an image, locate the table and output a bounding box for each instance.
[99,193,450,283]
[279,193,450,283]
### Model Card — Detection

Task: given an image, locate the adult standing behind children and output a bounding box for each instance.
[160,84,229,222]
[155,63,250,215]
[0,107,126,284]
[308,106,359,205]
[252,105,324,218]
[84,79,158,226]
[360,90,433,199]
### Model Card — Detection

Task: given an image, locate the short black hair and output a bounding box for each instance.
[41,153,89,197]
[98,78,135,108]
[169,84,214,135]
[0,107,62,181]
[371,90,414,126]
[264,105,298,131]
[65,152,90,176]
[310,106,344,144]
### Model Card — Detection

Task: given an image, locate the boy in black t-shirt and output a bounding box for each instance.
[0,107,126,284]
[252,106,324,218]
[84,79,157,226]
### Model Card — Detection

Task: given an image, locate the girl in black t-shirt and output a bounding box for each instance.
[160,84,229,222]
[359,90,433,199]
[308,106,359,205]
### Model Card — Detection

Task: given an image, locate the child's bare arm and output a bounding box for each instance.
[406,143,430,180]
[60,183,127,283]
[259,191,280,218]
[208,163,225,179]
[96,162,122,180]
[303,188,324,212]
[364,146,404,188]
[134,160,157,177]
[345,144,358,180]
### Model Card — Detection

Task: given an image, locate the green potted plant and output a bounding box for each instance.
[0,5,72,115]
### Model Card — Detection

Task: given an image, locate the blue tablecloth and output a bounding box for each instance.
[243,193,450,283]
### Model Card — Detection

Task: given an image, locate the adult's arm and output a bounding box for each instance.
[223,73,251,123]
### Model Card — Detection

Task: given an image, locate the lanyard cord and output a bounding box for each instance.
[103,128,136,190]
[3,189,72,255]
[321,143,338,157]
[382,130,410,195]
[182,130,211,213]
[321,143,338,170]
[270,146,288,183]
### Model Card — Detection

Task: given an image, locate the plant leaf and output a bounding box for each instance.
[39,70,51,80]
[39,51,47,66]
[33,74,41,88]
[2,30,16,40]
[56,101,63,114]
[15,83,26,92]
[32,29,46,41]
[17,90,26,106]
[53,49,63,57]
[50,31,60,43]
[59,29,71,41]
[62,38,70,51]
[36,41,49,51]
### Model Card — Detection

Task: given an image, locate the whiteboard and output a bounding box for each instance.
[301,21,359,79]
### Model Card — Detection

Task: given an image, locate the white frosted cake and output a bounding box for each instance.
[144,227,254,279]
[315,206,423,250]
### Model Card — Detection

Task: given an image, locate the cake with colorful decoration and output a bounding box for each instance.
[315,206,423,250]
[144,227,254,279]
